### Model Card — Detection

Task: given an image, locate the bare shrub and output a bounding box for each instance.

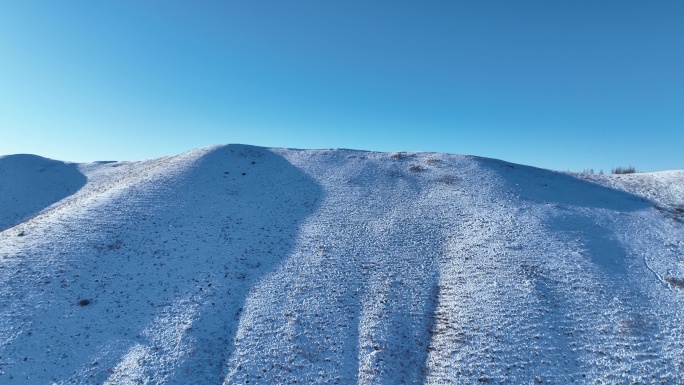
[612,166,636,174]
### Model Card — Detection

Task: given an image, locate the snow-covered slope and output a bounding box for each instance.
[0,154,87,232]
[0,145,682,384]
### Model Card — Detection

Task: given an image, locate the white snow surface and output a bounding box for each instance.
[0,144,683,384]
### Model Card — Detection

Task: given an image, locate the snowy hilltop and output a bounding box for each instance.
[1,144,683,384]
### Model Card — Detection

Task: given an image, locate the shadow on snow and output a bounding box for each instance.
[0,154,87,232]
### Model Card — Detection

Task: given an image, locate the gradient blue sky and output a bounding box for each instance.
[1,1,682,172]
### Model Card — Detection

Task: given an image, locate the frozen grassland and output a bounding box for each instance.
[0,144,682,384]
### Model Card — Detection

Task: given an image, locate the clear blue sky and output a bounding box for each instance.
[1,1,682,172]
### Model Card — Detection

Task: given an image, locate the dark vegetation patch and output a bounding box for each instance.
[612,166,636,174]
[664,277,684,289]
[95,239,123,253]
[438,175,458,185]
[654,205,684,222]
[107,240,123,251]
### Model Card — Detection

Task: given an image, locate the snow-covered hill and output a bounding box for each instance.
[1,145,682,384]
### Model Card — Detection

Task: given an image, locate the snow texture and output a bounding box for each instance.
[0,144,683,384]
